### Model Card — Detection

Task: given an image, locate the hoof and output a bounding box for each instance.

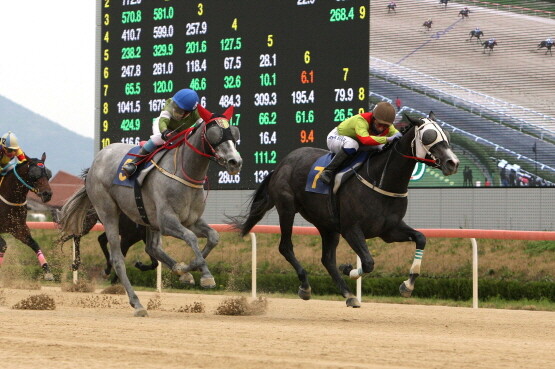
[179,272,195,285]
[71,263,80,271]
[298,286,312,300]
[134,308,148,317]
[346,297,361,308]
[339,264,353,276]
[399,281,413,298]
[43,273,54,281]
[200,276,216,289]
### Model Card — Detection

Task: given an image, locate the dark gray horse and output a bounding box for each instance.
[60,105,242,316]
[537,40,553,55]
[468,29,484,43]
[231,113,459,307]
[482,39,497,54]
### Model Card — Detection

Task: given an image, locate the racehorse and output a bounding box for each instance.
[482,39,498,54]
[0,154,54,280]
[387,2,396,13]
[537,40,553,55]
[459,8,470,19]
[230,113,459,307]
[423,20,433,31]
[60,105,242,316]
[467,29,484,43]
[57,209,154,284]
[439,0,449,9]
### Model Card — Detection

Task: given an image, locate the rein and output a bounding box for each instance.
[0,164,38,206]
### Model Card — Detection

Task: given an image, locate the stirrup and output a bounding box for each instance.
[123,163,137,176]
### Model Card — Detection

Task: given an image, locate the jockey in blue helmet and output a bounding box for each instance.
[123,88,202,176]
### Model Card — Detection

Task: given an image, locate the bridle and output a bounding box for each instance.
[355,118,450,198]
[0,160,50,206]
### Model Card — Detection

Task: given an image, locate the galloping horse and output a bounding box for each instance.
[482,39,498,54]
[537,40,554,55]
[459,8,470,19]
[387,2,396,13]
[468,29,484,43]
[57,210,154,284]
[60,105,242,316]
[423,20,433,31]
[0,154,54,280]
[439,0,449,9]
[231,113,459,307]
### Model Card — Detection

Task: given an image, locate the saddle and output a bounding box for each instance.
[305,151,369,195]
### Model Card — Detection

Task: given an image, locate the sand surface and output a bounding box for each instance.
[1,287,553,369]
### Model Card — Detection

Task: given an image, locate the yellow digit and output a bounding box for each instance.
[358,87,365,100]
[103,84,109,96]
[104,13,110,26]
[343,67,349,81]
[358,107,365,114]
[103,67,109,79]
[359,6,366,19]
[231,18,238,30]
[103,31,110,43]
[103,49,109,61]
[103,102,109,114]
[104,0,110,8]
[267,35,274,47]
[304,50,311,64]
[312,167,325,188]
[101,138,111,148]
[103,120,109,132]
[197,3,203,16]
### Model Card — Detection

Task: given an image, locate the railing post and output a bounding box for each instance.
[250,232,257,299]
[156,259,162,293]
[471,238,479,309]
[357,256,362,303]
[72,239,78,284]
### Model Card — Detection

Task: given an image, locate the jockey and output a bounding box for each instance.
[0,131,26,172]
[474,27,481,33]
[123,88,202,176]
[319,102,401,185]
[546,38,554,45]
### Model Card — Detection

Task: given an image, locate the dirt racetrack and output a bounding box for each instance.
[1,287,553,369]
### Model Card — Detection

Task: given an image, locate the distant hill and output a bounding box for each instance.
[0,95,93,176]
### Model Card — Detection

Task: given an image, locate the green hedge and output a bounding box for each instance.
[111,269,555,302]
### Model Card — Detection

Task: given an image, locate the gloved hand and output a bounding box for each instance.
[386,132,402,143]
[161,130,171,141]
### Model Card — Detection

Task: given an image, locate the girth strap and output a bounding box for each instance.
[133,180,150,225]
[353,171,408,198]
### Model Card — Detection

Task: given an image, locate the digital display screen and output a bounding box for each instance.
[99,0,369,189]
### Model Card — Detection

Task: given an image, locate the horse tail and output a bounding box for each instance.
[228,172,275,237]
[59,185,92,237]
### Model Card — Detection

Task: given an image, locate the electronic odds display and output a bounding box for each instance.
[98,0,369,189]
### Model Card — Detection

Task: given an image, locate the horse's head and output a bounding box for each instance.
[17,152,53,203]
[197,105,243,175]
[404,112,459,176]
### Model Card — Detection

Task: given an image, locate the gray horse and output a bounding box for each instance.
[60,105,241,316]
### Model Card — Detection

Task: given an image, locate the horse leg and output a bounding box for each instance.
[340,226,375,282]
[319,229,360,308]
[0,236,7,267]
[190,218,219,260]
[154,215,216,288]
[97,209,146,316]
[12,226,54,281]
[71,236,81,271]
[380,220,426,298]
[276,204,311,300]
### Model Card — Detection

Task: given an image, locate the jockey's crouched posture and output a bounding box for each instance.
[123,88,203,176]
[0,131,26,172]
[319,102,401,185]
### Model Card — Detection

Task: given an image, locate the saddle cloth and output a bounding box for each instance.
[305,151,369,195]
[113,146,161,188]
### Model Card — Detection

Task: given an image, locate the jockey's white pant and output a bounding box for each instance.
[150,117,164,145]
[326,127,359,154]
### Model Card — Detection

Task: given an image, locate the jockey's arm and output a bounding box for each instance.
[15,148,26,163]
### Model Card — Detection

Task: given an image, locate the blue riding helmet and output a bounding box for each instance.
[172,89,199,111]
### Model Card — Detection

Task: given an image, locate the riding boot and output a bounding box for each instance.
[319,150,353,185]
[123,147,151,177]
